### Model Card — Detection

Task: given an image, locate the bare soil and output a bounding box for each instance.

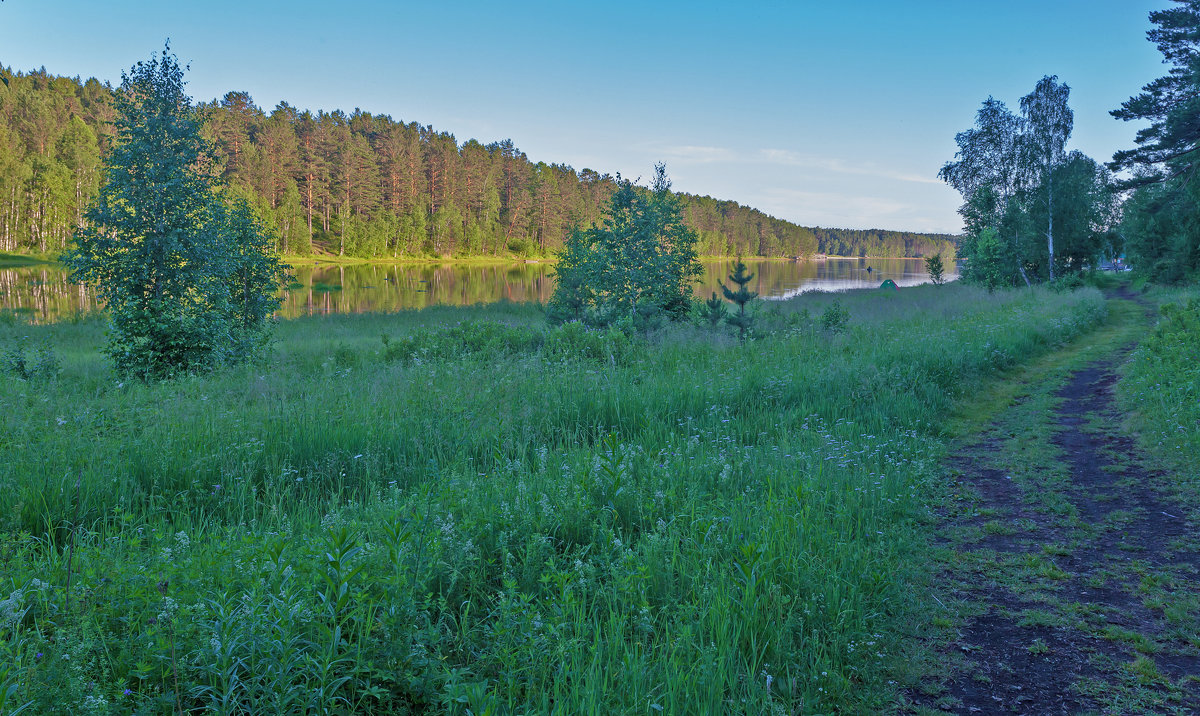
[907,301,1200,714]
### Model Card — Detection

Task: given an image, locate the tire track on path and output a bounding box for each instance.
[906,296,1200,715]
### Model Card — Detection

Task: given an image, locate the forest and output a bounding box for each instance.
[0,66,956,261]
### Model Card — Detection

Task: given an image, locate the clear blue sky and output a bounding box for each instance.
[0,0,1169,233]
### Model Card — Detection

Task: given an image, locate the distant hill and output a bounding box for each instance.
[0,65,957,260]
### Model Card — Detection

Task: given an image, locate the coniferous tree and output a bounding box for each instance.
[0,63,959,261]
[721,259,757,340]
[699,291,727,327]
[1110,0,1200,281]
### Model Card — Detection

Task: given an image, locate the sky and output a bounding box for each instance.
[0,0,1172,234]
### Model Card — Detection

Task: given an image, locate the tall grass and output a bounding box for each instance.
[0,283,1106,714]
[1119,287,1200,500]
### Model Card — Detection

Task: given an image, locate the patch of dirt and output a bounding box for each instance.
[905,321,1200,713]
[947,610,1105,715]
[1054,363,1197,570]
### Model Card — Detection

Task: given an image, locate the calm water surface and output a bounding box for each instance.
[0,258,956,322]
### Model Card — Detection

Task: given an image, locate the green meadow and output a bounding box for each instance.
[1120,286,1200,505]
[1,283,1110,714]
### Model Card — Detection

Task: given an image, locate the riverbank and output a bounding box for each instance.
[0,252,56,268]
[0,281,1096,713]
[0,249,950,269]
[2,257,954,323]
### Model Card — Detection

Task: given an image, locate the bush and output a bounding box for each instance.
[1050,273,1086,292]
[548,164,700,329]
[820,300,851,333]
[1122,296,1200,476]
[542,321,639,366]
[1,337,60,381]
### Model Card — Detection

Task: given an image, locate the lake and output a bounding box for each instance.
[0,257,956,322]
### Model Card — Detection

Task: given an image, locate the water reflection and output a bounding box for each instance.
[0,257,956,323]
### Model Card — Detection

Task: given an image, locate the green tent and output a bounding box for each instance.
[880,279,898,290]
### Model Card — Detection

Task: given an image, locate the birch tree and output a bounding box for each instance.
[1020,76,1074,280]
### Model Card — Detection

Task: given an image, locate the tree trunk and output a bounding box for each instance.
[1046,172,1055,281]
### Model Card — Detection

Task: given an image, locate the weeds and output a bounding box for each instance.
[1,337,60,381]
[0,282,1109,713]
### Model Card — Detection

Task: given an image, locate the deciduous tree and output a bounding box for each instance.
[549,164,701,328]
[63,45,288,379]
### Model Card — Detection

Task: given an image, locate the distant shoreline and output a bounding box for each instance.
[1,251,949,269]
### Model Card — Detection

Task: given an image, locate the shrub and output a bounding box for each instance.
[548,164,701,328]
[820,300,851,333]
[1,338,60,381]
[543,321,639,366]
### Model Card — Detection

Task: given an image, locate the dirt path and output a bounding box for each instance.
[907,297,1200,714]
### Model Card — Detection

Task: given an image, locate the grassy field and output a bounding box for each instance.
[1119,285,1200,504]
[0,282,1108,714]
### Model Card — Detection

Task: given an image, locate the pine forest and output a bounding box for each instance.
[0,66,956,261]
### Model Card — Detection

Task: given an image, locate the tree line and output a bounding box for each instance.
[0,65,956,261]
[942,0,1200,287]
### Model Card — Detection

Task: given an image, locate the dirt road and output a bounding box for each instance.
[908,297,1200,714]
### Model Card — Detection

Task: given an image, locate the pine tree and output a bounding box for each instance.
[699,291,727,326]
[720,259,757,340]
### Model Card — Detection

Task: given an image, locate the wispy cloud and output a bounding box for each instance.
[755,187,957,231]
[757,149,943,185]
[763,188,910,218]
[656,145,739,164]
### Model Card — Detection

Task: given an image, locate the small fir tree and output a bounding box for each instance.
[720,260,758,340]
[698,291,727,327]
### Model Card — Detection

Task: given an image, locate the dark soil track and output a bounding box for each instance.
[908,302,1200,714]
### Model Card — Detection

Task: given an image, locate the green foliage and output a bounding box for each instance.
[963,227,1014,291]
[924,253,946,286]
[61,46,287,380]
[720,259,758,340]
[1,336,59,381]
[1108,3,1200,282]
[1111,1,1200,185]
[0,283,1109,714]
[382,319,544,363]
[542,321,638,366]
[0,68,957,262]
[548,164,701,329]
[942,79,1114,285]
[698,291,727,327]
[379,318,638,367]
[819,299,851,332]
[1121,294,1200,476]
[1118,172,1200,283]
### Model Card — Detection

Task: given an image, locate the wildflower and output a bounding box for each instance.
[123,689,132,696]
